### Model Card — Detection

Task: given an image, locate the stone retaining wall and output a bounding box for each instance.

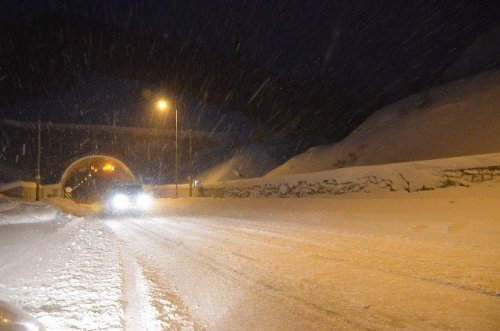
[223,166,500,198]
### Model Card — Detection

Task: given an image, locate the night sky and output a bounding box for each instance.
[1,0,499,145]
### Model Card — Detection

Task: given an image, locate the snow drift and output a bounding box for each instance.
[0,194,67,225]
[267,70,500,177]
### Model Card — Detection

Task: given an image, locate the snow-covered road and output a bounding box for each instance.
[104,208,499,330]
[1,186,499,330]
[0,218,123,330]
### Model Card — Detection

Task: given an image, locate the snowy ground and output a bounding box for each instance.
[0,212,123,329]
[0,180,499,330]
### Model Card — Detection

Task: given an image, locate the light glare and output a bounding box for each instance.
[156,99,168,111]
[137,193,153,209]
[112,194,129,210]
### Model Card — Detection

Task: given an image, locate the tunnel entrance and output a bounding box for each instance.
[60,155,136,203]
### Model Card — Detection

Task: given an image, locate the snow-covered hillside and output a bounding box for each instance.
[197,145,280,184]
[267,70,500,177]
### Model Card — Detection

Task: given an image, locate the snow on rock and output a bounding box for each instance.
[266,70,500,177]
[224,153,500,198]
[198,145,279,184]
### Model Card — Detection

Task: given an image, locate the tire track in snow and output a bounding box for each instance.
[168,215,500,298]
[129,216,500,329]
[1,219,124,330]
[109,219,201,330]
[120,250,164,330]
[122,219,361,330]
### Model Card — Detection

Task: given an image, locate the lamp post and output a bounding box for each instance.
[35,120,42,201]
[156,98,178,198]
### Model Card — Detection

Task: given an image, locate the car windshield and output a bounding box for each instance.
[112,184,143,194]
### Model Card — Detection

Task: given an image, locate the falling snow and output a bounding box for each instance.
[0,1,499,330]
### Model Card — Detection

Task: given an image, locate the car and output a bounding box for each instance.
[102,181,153,215]
[0,300,46,330]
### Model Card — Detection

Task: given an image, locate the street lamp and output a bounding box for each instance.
[155,98,178,198]
[36,120,42,201]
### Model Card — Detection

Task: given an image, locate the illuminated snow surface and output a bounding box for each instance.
[0,198,198,330]
[0,209,124,330]
[1,176,499,330]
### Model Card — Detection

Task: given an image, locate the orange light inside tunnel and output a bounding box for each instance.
[102,163,115,172]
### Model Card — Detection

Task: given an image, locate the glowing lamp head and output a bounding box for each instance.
[156,99,169,112]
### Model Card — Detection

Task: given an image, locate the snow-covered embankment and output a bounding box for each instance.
[219,153,500,198]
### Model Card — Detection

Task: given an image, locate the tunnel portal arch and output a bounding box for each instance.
[60,155,136,191]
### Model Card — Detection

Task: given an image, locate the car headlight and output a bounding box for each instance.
[137,193,153,209]
[111,194,129,210]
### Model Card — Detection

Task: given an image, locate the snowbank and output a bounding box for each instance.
[267,70,500,177]
[223,153,500,198]
[0,195,69,225]
[45,197,100,216]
